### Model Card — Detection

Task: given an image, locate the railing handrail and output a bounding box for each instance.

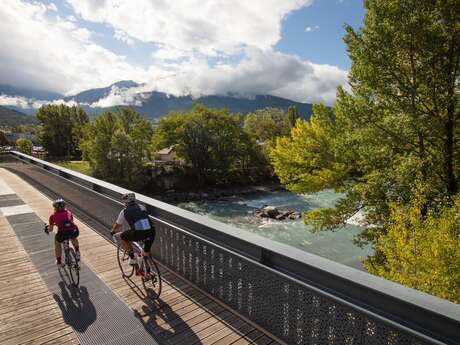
[5,151,460,344]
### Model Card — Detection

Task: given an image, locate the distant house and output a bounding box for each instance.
[156,146,179,162]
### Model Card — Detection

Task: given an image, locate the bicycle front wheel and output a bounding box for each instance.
[142,256,162,299]
[117,246,134,278]
[67,248,80,287]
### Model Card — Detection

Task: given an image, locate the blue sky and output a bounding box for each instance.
[0,0,365,107]
[276,0,364,69]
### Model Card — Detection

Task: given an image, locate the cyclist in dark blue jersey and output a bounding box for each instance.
[111,193,156,266]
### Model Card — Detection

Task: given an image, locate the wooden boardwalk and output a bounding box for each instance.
[0,169,281,345]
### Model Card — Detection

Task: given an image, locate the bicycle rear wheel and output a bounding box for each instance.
[117,246,134,278]
[67,248,80,287]
[142,256,162,299]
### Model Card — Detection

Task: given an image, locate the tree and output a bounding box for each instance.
[366,191,460,304]
[16,138,33,155]
[177,105,244,185]
[36,105,88,159]
[151,105,269,185]
[243,107,291,142]
[80,108,153,188]
[287,105,300,127]
[270,1,460,264]
[151,112,185,153]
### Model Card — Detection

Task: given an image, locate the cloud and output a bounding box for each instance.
[47,3,58,12]
[67,0,314,56]
[0,94,80,109]
[97,48,348,105]
[90,85,150,107]
[1,0,349,107]
[0,95,31,109]
[114,29,135,45]
[305,25,320,32]
[0,0,146,94]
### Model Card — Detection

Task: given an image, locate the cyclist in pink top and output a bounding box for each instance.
[47,198,80,266]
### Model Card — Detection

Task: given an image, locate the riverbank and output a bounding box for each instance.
[150,182,285,203]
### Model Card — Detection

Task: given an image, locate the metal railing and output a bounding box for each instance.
[1,151,459,345]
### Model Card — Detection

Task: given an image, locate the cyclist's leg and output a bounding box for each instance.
[120,230,137,264]
[120,230,135,252]
[69,228,80,260]
[55,232,64,265]
[142,229,156,256]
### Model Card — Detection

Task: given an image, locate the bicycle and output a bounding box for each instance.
[45,224,80,287]
[113,233,162,298]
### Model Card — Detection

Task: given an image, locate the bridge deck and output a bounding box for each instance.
[0,168,280,345]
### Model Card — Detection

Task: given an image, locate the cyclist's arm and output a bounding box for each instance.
[111,210,125,234]
[48,215,55,233]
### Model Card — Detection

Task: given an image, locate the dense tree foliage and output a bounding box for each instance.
[152,105,269,185]
[243,107,291,142]
[80,107,152,188]
[36,105,88,158]
[151,112,185,152]
[367,192,460,303]
[287,105,300,128]
[16,138,33,155]
[270,0,460,301]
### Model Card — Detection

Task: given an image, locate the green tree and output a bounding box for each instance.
[16,138,33,155]
[151,105,268,185]
[243,107,291,142]
[366,192,460,304]
[80,108,153,188]
[177,105,244,185]
[287,105,300,127]
[36,105,89,158]
[270,0,460,266]
[151,112,185,153]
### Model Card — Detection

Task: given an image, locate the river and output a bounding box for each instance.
[175,189,373,269]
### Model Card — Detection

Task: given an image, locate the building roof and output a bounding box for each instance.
[157,146,176,155]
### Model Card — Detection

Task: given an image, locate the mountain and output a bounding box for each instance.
[65,80,141,104]
[0,81,314,119]
[133,92,313,119]
[0,106,38,127]
[0,84,62,101]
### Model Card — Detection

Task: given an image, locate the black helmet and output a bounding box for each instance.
[52,198,66,209]
[121,192,136,205]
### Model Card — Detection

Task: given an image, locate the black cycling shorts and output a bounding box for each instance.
[55,228,79,243]
[120,229,156,252]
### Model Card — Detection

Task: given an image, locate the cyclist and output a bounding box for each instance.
[47,198,80,266]
[111,193,156,266]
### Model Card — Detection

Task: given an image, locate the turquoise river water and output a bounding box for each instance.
[175,189,372,269]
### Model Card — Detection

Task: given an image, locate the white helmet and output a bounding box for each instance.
[121,192,136,205]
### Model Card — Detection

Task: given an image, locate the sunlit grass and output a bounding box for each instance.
[55,161,92,176]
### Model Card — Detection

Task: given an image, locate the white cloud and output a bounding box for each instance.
[67,0,313,56]
[150,48,348,104]
[47,3,58,12]
[305,25,320,32]
[0,95,31,109]
[0,0,146,94]
[0,94,80,109]
[1,0,349,107]
[90,85,149,107]
[114,29,135,45]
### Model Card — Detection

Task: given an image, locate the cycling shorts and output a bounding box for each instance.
[55,228,79,243]
[121,229,156,252]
